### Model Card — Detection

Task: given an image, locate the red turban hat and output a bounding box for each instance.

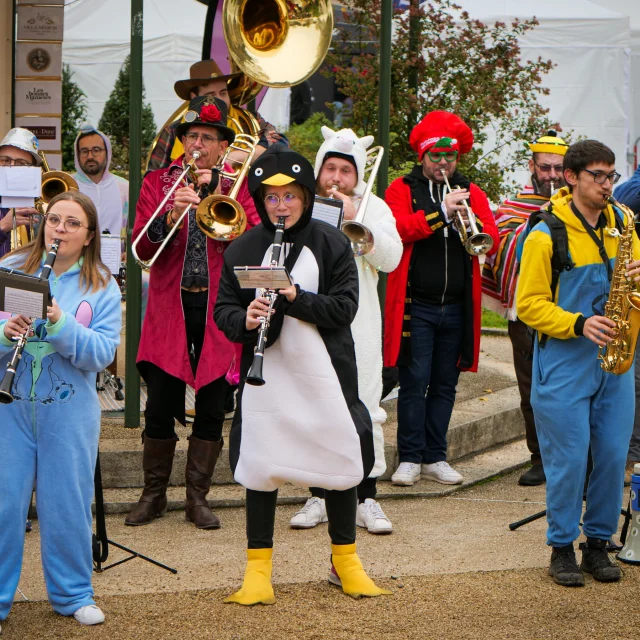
[409,111,474,159]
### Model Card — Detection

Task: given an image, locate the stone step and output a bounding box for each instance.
[100,438,530,514]
[98,384,524,489]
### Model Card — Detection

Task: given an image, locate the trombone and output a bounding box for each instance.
[341,146,384,257]
[132,134,259,269]
[439,170,494,256]
[196,133,258,242]
[131,151,202,270]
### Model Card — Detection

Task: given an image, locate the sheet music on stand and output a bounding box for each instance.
[0,269,50,319]
[100,234,121,276]
[234,266,293,290]
[312,196,344,229]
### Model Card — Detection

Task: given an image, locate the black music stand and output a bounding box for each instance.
[92,451,177,574]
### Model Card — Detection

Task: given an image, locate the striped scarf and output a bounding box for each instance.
[481,186,549,311]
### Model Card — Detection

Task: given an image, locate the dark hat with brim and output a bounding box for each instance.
[175,96,235,145]
[174,59,242,101]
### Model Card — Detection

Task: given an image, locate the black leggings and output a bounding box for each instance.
[246,487,357,549]
[142,290,228,441]
[311,476,377,503]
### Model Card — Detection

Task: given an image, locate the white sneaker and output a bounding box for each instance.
[289,497,328,529]
[421,461,463,485]
[391,462,421,486]
[73,605,105,626]
[356,499,393,534]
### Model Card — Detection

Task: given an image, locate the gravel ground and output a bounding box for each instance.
[6,567,638,640]
[7,471,637,640]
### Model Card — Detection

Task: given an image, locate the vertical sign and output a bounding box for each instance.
[14,0,64,169]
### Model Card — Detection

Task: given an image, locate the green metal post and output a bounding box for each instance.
[124,0,143,427]
[377,0,392,198]
[377,0,393,303]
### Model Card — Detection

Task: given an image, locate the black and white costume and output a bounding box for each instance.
[214,147,388,605]
[215,149,374,491]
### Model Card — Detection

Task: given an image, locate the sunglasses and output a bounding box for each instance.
[426,150,458,163]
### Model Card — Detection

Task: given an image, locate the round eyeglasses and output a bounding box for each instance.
[45,213,89,233]
[264,193,299,208]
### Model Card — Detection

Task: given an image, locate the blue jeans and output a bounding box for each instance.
[397,300,463,464]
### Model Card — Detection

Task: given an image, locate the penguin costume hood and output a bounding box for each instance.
[215,148,374,493]
[248,144,316,234]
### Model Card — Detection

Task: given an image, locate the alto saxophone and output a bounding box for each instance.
[598,195,640,375]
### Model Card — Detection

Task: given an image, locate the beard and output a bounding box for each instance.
[532,172,566,198]
[82,159,106,176]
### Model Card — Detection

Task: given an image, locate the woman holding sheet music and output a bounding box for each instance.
[0,191,121,632]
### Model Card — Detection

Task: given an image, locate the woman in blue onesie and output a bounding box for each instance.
[0,191,121,632]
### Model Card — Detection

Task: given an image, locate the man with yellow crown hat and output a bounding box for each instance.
[481,130,568,487]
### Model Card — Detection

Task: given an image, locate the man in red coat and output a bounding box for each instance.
[384,111,499,487]
[126,97,259,529]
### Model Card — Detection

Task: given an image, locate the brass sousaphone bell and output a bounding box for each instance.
[223,0,334,87]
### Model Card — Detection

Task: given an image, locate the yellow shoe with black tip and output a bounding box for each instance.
[224,548,276,605]
[330,543,392,598]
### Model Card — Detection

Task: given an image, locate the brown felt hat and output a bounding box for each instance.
[174,59,242,101]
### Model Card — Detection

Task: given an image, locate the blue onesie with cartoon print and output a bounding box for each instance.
[0,253,121,620]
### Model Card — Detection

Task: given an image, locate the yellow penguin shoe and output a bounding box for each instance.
[329,543,392,599]
[224,548,276,605]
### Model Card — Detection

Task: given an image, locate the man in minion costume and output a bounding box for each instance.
[517,139,640,587]
[481,130,568,487]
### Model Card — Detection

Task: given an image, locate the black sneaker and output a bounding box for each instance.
[580,538,621,582]
[518,465,546,486]
[549,545,585,587]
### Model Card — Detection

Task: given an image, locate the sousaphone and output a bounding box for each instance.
[223,0,334,87]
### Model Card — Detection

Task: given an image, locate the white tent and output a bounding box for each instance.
[62,0,290,135]
[63,0,208,131]
[590,0,640,168]
[452,0,632,181]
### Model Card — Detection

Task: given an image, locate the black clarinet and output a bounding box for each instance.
[245,217,286,387]
[0,239,61,404]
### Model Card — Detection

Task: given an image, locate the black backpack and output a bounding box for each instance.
[521,205,574,347]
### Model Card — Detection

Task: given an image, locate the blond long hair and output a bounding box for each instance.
[5,191,111,292]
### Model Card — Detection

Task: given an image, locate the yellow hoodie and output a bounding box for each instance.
[517,187,640,341]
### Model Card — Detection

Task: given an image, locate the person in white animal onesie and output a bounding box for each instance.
[289,127,403,534]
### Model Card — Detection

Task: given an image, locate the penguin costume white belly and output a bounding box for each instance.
[236,243,366,491]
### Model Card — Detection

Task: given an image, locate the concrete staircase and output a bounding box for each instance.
[97,335,529,514]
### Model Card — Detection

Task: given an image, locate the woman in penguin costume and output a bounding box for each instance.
[214,145,390,604]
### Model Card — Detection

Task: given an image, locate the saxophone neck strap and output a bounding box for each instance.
[570,201,612,282]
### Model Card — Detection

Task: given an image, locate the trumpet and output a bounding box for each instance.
[341,146,383,257]
[0,239,60,404]
[439,170,494,256]
[245,216,287,386]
